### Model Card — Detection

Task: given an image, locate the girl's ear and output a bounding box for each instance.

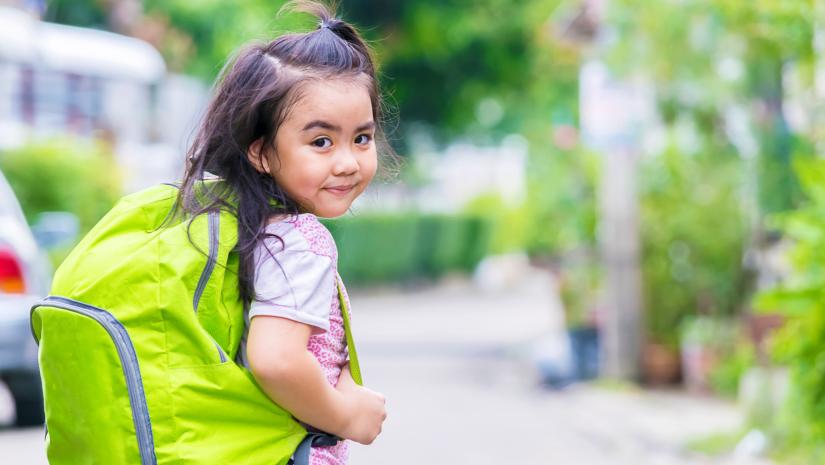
[247,138,271,175]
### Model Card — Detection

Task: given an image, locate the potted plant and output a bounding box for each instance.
[679,315,738,394]
[638,145,750,386]
[641,340,682,386]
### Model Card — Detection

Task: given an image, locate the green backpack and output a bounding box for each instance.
[30,183,362,465]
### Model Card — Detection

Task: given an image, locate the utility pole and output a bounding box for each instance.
[599,148,644,380]
[577,0,648,381]
[580,61,648,381]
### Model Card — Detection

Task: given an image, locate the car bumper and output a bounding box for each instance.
[0,294,42,373]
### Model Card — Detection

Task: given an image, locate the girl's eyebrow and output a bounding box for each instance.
[302,120,339,132]
[356,121,376,132]
[302,120,376,133]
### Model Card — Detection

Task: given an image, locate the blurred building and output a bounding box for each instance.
[358,137,528,214]
[0,6,207,192]
[414,139,528,212]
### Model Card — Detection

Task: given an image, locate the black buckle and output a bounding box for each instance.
[310,433,339,447]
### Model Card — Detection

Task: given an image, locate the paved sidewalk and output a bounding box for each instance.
[347,272,773,465]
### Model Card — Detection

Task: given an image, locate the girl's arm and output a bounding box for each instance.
[246,315,386,444]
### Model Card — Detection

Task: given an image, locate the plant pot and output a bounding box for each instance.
[642,342,681,386]
[680,342,718,394]
[746,313,785,364]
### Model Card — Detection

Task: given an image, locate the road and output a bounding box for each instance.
[1,270,771,464]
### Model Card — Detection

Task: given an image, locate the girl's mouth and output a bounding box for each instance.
[323,184,355,196]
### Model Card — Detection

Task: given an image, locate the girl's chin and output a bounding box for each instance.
[298,190,361,218]
[309,202,352,219]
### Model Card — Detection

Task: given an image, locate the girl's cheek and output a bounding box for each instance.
[363,151,378,179]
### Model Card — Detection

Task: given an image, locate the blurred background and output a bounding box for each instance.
[0,0,822,464]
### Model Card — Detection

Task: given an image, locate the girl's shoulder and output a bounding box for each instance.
[263,213,337,261]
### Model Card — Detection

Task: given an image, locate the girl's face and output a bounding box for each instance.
[256,77,378,218]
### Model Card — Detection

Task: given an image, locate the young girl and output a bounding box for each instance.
[176,2,388,463]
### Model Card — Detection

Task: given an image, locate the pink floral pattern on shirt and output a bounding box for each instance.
[290,214,351,465]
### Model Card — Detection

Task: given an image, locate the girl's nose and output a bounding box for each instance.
[332,148,359,176]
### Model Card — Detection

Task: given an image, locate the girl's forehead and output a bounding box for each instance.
[289,78,373,123]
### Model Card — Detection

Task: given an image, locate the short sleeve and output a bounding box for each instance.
[249,246,335,334]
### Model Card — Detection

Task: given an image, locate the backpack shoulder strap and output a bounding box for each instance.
[336,277,362,386]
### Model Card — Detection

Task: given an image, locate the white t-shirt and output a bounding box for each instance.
[237,213,339,366]
[248,221,335,333]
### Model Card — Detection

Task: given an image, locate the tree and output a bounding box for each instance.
[607,0,815,216]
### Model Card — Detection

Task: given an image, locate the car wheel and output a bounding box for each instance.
[4,372,45,427]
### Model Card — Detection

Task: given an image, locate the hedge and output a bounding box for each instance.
[323,213,491,285]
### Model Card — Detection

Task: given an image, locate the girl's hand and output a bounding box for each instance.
[335,362,386,445]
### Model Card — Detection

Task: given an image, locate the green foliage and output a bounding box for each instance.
[47,0,579,148]
[325,214,420,283]
[417,214,491,274]
[524,145,600,258]
[685,429,748,457]
[462,145,602,329]
[521,144,601,328]
[754,157,825,456]
[460,216,492,270]
[639,142,749,348]
[463,193,530,255]
[45,1,313,75]
[323,212,490,285]
[142,0,311,76]
[463,148,602,329]
[708,341,755,398]
[608,0,816,215]
[557,256,601,328]
[608,0,815,81]
[44,0,108,28]
[680,316,738,347]
[0,139,122,232]
[367,0,573,143]
[680,315,754,397]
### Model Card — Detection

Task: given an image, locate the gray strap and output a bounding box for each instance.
[290,435,312,465]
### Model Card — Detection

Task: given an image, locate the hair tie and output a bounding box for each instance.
[319,20,331,30]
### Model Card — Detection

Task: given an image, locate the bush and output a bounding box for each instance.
[0,139,122,232]
[423,215,466,273]
[325,214,420,284]
[708,341,755,398]
[324,213,491,285]
[639,146,750,348]
[519,146,602,329]
[679,315,752,397]
[754,157,825,458]
[523,146,599,258]
[464,193,530,256]
[461,216,491,270]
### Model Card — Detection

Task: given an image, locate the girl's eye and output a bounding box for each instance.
[311,137,332,149]
[355,134,373,145]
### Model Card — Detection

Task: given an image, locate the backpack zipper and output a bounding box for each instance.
[32,296,157,465]
[192,210,227,363]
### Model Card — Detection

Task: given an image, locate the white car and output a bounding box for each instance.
[0,169,52,426]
